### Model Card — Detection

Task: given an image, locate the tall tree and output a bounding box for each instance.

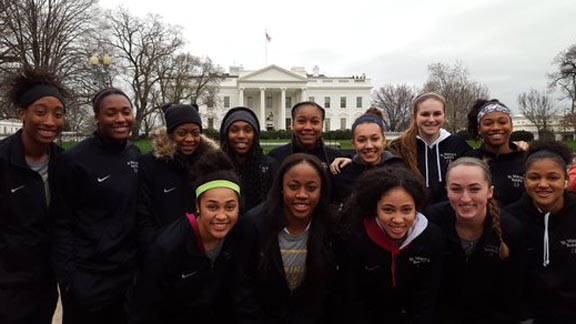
[105,8,184,138]
[0,0,97,120]
[518,88,556,138]
[371,84,416,132]
[423,62,489,132]
[548,43,576,114]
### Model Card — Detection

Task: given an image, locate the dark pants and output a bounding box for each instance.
[0,284,58,324]
[60,271,133,324]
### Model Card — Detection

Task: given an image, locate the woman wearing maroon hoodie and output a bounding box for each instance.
[337,167,444,324]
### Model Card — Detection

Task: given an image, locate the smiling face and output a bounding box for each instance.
[96,94,134,142]
[447,164,493,221]
[171,123,201,156]
[524,158,566,214]
[415,98,445,142]
[376,187,417,242]
[197,187,239,244]
[292,105,323,150]
[352,123,386,166]
[479,112,512,152]
[18,96,65,150]
[282,162,322,226]
[227,121,255,156]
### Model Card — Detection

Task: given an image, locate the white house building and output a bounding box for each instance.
[200,65,373,131]
[0,119,21,139]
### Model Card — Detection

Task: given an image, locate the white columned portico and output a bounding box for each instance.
[259,88,266,131]
[301,88,307,102]
[239,88,244,106]
[280,88,287,130]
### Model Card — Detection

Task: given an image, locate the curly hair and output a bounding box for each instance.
[341,167,427,227]
[5,67,68,110]
[467,99,509,140]
[191,150,240,208]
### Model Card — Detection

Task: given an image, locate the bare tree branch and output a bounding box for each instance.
[371,84,416,132]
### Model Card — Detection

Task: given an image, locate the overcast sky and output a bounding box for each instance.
[98,0,575,113]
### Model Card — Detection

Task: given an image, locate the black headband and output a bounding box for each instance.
[19,84,65,109]
[352,115,384,133]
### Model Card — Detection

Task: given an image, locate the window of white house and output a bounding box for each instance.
[286,97,292,109]
[356,96,363,108]
[266,97,272,109]
[223,96,230,108]
[340,118,346,130]
[325,118,331,131]
[309,96,315,102]
[324,97,331,108]
[340,96,347,108]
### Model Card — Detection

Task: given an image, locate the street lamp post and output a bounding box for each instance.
[89,53,112,88]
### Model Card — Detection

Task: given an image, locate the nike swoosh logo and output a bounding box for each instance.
[10,185,25,193]
[164,187,176,193]
[97,175,111,183]
[181,271,198,279]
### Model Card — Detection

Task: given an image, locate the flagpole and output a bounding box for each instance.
[265,30,269,66]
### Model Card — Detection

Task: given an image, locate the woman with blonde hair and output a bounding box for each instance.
[331,93,471,204]
[426,157,524,323]
[388,92,472,203]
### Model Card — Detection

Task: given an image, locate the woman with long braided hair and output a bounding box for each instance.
[426,157,524,324]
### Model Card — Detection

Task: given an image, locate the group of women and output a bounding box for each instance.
[1,68,575,324]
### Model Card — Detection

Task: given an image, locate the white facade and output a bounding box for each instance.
[201,65,373,131]
[0,119,21,139]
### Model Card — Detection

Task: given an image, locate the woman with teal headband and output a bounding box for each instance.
[126,150,242,324]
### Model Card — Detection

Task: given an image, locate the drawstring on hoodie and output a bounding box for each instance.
[538,208,551,267]
[419,130,450,188]
[423,143,443,188]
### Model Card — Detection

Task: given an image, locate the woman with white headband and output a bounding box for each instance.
[505,141,576,323]
[466,99,525,206]
[126,150,241,324]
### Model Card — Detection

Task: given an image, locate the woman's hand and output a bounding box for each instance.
[330,157,352,175]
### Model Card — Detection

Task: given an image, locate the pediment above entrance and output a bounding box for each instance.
[238,65,308,83]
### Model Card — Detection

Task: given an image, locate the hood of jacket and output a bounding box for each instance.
[151,127,219,160]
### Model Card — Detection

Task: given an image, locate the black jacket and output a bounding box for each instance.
[126,214,238,324]
[506,193,576,323]
[331,151,406,205]
[51,132,141,284]
[465,142,525,207]
[0,130,62,287]
[136,132,218,247]
[337,214,444,324]
[415,132,471,203]
[235,203,339,324]
[268,138,342,168]
[426,201,525,324]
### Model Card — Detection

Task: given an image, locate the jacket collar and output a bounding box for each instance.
[6,129,62,169]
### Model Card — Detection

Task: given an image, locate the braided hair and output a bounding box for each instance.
[447,157,510,260]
